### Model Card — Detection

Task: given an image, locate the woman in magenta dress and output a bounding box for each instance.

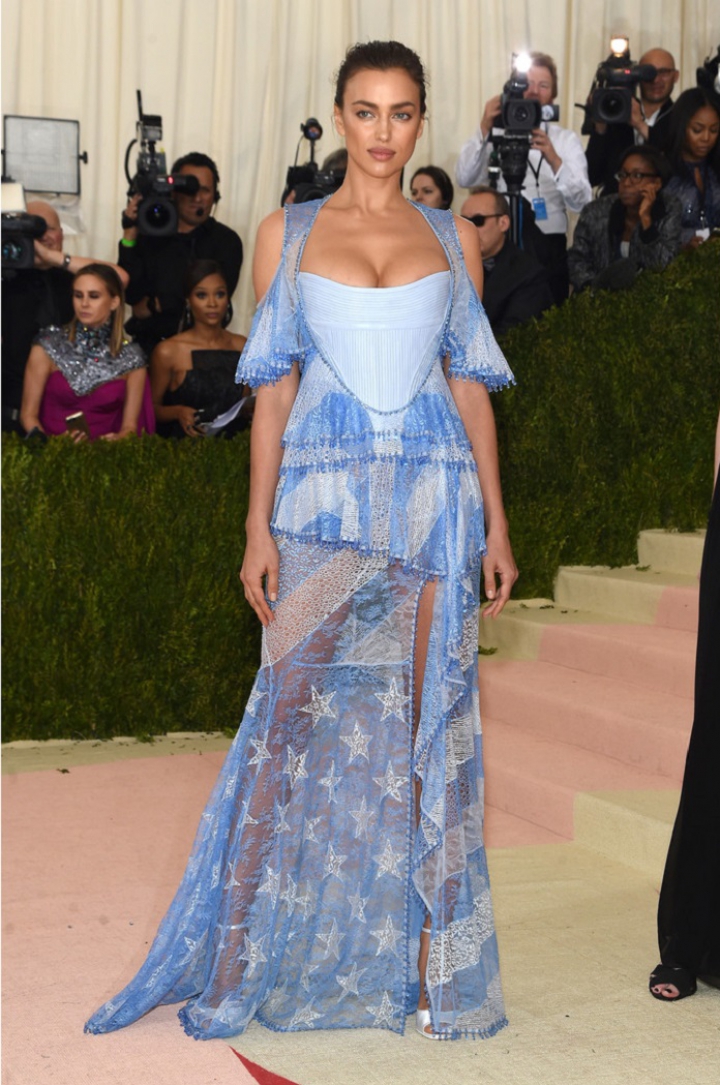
[20,264,154,440]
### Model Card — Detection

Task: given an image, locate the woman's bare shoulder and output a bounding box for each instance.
[151,334,192,366]
[253,208,286,300]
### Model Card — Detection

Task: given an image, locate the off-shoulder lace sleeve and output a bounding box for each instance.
[429,208,514,391]
[236,246,307,388]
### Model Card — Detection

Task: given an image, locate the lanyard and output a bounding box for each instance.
[527,123,548,191]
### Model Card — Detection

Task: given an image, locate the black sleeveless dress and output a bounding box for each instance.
[161,349,253,438]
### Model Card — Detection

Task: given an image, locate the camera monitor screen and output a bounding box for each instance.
[3,115,81,195]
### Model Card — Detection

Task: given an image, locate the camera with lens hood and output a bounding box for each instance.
[282,118,345,205]
[123,91,199,236]
[582,39,657,132]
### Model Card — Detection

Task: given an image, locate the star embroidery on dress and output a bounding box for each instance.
[349,796,375,840]
[274,800,292,834]
[248,730,271,771]
[279,874,300,915]
[224,860,241,891]
[239,932,268,977]
[289,998,324,1029]
[373,760,408,803]
[347,888,369,923]
[257,865,280,906]
[263,978,289,1014]
[339,721,372,763]
[316,918,345,960]
[373,837,404,879]
[299,686,338,728]
[282,745,309,789]
[336,962,367,1003]
[365,989,397,1027]
[370,914,403,957]
[245,689,267,717]
[240,799,258,827]
[319,759,343,803]
[302,815,322,843]
[323,842,348,881]
[296,883,313,918]
[300,961,319,992]
[375,677,410,721]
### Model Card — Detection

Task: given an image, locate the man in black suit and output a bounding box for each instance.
[461,188,554,336]
[585,48,679,194]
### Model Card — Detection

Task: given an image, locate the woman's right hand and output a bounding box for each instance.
[239,526,279,627]
[177,405,201,436]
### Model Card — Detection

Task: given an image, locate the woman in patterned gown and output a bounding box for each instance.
[85,40,517,1042]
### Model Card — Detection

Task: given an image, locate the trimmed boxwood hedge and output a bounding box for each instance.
[495,239,720,597]
[3,241,719,739]
[2,436,258,741]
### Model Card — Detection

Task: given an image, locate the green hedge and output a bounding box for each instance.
[496,239,720,597]
[3,242,719,739]
[2,436,259,741]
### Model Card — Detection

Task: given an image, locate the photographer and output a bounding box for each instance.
[456,52,591,305]
[118,152,243,354]
[585,48,679,194]
[1,200,129,431]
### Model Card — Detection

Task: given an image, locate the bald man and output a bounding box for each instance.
[1,201,128,429]
[586,48,679,194]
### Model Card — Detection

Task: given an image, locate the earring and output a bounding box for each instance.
[222,299,234,328]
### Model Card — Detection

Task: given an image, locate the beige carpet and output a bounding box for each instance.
[3,738,718,1085]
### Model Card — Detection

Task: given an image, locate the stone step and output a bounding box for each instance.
[479,658,692,778]
[574,789,679,877]
[536,622,696,700]
[637,528,705,576]
[483,717,677,839]
[554,565,699,631]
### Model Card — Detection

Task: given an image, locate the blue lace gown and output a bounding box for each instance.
[85,199,514,1041]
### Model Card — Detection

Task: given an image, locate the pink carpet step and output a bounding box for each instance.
[484,802,568,848]
[482,716,678,839]
[536,622,696,700]
[479,659,692,779]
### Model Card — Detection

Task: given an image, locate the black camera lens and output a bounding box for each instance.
[2,240,24,262]
[136,196,178,237]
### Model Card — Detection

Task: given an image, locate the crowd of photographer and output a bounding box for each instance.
[2,40,719,441]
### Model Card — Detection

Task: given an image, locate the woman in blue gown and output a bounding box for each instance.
[85,40,517,1043]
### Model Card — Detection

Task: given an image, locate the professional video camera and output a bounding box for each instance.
[697,45,720,93]
[282,118,345,205]
[0,182,46,276]
[488,54,559,243]
[123,91,199,236]
[580,38,656,133]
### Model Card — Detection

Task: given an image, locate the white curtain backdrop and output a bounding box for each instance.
[3,0,718,328]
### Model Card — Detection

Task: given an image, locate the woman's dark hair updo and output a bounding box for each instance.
[334,41,428,115]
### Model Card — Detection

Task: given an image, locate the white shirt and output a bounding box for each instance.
[456,123,592,236]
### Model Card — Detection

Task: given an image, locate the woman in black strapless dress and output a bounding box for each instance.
[150,259,252,438]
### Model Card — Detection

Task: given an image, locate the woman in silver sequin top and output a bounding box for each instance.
[20,264,154,440]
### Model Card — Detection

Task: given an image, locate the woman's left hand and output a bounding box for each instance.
[481,530,518,619]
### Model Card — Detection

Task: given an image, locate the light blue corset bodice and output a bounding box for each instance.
[298,271,451,413]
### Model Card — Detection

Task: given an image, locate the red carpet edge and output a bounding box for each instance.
[232,1048,303,1085]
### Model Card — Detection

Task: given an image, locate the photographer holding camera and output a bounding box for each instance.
[1,199,129,432]
[585,48,679,194]
[456,52,591,304]
[118,152,243,354]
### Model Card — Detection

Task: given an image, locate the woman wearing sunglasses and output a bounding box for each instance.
[567,144,682,293]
